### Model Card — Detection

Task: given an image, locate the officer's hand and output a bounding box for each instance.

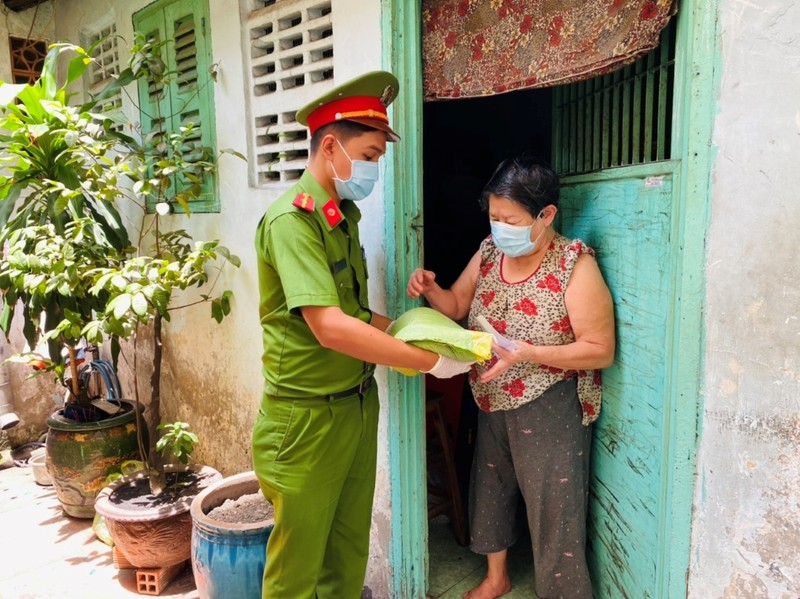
[407,268,437,299]
[424,355,474,379]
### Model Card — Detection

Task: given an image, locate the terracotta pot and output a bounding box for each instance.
[46,399,143,518]
[95,464,222,568]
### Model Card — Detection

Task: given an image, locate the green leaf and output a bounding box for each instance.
[151,288,170,316]
[66,54,91,87]
[0,181,25,231]
[0,82,28,108]
[111,293,132,319]
[27,123,50,138]
[220,148,247,161]
[211,301,222,323]
[131,292,148,317]
[84,67,135,110]
[81,321,104,344]
[0,304,13,336]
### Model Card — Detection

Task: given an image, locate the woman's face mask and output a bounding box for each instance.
[329,138,379,201]
[490,212,545,257]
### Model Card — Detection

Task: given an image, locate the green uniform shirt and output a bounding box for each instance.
[255,170,374,397]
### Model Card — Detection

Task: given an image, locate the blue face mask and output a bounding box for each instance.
[490,213,545,257]
[330,138,379,201]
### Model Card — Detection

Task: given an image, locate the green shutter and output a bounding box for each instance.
[134,9,170,154]
[133,0,219,213]
[552,21,676,176]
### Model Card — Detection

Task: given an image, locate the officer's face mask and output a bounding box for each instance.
[490,211,546,257]
[329,138,379,202]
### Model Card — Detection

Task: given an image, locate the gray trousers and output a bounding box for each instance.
[468,378,593,599]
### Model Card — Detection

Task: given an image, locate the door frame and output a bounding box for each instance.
[381,1,428,597]
[380,1,720,596]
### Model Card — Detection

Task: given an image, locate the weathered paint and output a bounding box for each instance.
[381,1,428,597]
[559,162,681,597]
[663,2,720,597]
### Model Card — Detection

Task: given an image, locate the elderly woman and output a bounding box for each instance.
[407,156,615,599]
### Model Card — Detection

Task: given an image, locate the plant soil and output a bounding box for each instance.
[207,492,274,524]
[110,470,217,509]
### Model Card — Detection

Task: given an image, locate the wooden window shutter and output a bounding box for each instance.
[552,21,676,176]
[134,0,219,213]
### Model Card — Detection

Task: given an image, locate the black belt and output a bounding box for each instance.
[327,377,373,399]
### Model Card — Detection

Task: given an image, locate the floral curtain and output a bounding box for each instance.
[422,0,677,100]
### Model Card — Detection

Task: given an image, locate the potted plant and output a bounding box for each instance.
[0,43,143,517]
[85,32,240,570]
[0,36,240,523]
[190,471,274,599]
[95,421,221,569]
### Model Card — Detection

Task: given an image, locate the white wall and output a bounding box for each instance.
[689,1,800,596]
[49,0,393,594]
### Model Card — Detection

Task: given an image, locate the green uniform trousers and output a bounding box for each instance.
[252,381,379,599]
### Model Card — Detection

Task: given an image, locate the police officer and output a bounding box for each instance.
[252,71,472,599]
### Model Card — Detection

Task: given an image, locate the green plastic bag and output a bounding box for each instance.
[388,307,493,375]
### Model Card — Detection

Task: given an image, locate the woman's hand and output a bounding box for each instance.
[406,268,438,299]
[480,340,531,382]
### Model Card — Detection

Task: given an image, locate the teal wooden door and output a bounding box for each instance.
[558,161,680,597]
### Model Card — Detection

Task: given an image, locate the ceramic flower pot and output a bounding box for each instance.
[94,464,222,569]
[190,471,274,599]
[46,399,143,518]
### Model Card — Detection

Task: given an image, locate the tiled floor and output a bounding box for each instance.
[0,463,198,599]
[428,518,536,598]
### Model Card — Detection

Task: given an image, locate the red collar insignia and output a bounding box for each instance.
[322,199,343,227]
[292,192,315,212]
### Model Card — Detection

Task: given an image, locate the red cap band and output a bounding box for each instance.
[306,96,389,135]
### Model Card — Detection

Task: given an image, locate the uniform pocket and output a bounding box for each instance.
[332,265,355,291]
[253,399,300,466]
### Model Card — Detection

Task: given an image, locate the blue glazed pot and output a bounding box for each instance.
[190,471,274,599]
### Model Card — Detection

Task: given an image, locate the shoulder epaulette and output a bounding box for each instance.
[292,192,315,212]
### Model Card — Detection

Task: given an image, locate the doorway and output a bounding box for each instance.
[382,3,707,597]
[421,88,552,598]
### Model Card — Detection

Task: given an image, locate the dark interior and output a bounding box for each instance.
[422,86,553,532]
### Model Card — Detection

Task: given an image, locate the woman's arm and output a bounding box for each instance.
[406,250,482,321]
[481,253,615,382]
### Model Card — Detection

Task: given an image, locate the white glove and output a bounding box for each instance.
[424,355,474,379]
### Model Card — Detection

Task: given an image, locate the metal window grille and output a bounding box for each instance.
[84,25,123,124]
[552,21,676,176]
[243,0,334,186]
[9,36,47,83]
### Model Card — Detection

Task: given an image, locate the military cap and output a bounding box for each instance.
[296,70,400,142]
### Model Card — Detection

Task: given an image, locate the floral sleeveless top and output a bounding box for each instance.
[467,234,602,425]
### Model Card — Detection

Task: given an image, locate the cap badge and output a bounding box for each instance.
[379,85,394,106]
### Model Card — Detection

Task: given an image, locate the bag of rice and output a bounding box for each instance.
[388,307,493,375]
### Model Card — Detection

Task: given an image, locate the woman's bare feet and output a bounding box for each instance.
[462,574,512,599]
